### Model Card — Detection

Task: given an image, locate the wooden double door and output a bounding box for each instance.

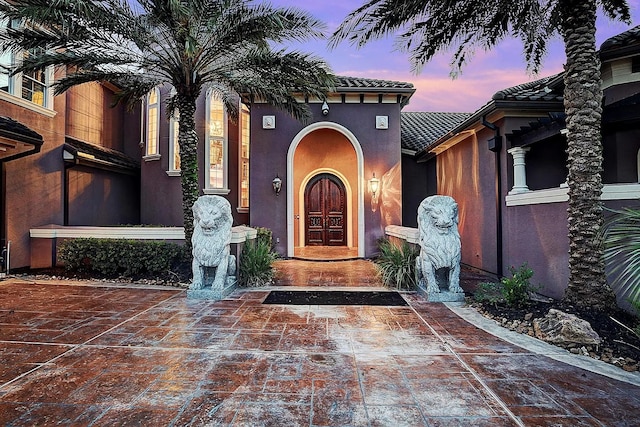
[305,174,347,246]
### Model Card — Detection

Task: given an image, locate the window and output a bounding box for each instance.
[633,56,640,74]
[21,48,47,105]
[205,90,229,194]
[144,87,160,159]
[239,103,250,209]
[167,110,180,175]
[0,18,53,110]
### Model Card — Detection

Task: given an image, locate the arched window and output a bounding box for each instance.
[145,87,160,159]
[205,90,229,194]
[239,103,250,209]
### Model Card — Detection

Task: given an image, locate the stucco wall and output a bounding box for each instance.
[502,202,569,299]
[250,101,402,257]
[67,166,139,226]
[2,92,66,268]
[436,127,498,274]
[66,83,125,150]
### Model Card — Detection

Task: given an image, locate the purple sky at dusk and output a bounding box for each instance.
[270,0,640,113]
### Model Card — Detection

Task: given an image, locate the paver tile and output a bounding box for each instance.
[0,262,639,426]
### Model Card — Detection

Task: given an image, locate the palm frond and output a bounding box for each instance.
[330,0,568,75]
[601,206,640,303]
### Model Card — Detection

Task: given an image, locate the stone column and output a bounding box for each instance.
[508,146,531,195]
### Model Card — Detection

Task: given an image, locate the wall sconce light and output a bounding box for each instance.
[321,101,329,116]
[368,173,380,212]
[272,175,282,195]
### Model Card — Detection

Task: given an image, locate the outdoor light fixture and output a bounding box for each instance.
[272,175,282,195]
[321,101,329,116]
[368,173,380,212]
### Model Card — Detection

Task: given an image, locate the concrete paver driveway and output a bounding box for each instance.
[1,260,639,426]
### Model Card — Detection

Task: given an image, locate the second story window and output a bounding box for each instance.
[0,18,53,111]
[145,87,160,159]
[21,48,46,105]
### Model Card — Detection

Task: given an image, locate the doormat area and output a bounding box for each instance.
[262,290,408,306]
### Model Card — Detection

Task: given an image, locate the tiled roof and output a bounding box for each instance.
[335,76,415,91]
[0,116,43,145]
[65,137,139,171]
[601,25,640,51]
[401,112,472,153]
[492,73,564,102]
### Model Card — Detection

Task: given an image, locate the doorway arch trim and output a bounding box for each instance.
[287,121,364,257]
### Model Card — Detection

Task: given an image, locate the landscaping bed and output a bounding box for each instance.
[470,298,640,373]
[12,264,192,288]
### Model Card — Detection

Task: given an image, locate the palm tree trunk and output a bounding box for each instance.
[561,0,616,312]
[176,94,199,253]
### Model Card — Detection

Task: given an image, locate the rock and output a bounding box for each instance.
[524,313,533,321]
[533,309,601,346]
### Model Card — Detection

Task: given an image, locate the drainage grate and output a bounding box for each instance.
[262,290,407,306]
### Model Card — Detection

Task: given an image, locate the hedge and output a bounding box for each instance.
[58,238,189,277]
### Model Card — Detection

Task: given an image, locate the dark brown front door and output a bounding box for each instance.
[305,174,347,246]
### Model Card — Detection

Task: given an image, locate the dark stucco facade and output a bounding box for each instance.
[250,98,407,258]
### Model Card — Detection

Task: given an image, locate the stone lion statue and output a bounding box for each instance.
[190,195,236,291]
[416,195,463,294]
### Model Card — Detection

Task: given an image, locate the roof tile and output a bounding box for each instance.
[336,76,414,90]
[401,112,472,153]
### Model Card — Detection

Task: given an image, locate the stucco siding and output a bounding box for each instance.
[67,166,139,226]
[250,102,402,257]
[2,94,66,268]
[503,202,569,299]
[436,128,498,274]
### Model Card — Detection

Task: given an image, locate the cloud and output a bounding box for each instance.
[335,65,564,112]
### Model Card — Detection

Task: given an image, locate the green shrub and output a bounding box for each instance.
[58,238,188,277]
[474,282,504,305]
[375,238,419,290]
[474,263,537,307]
[255,227,273,248]
[239,238,276,287]
[501,263,536,307]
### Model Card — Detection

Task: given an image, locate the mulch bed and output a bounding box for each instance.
[459,266,640,372]
[11,265,192,288]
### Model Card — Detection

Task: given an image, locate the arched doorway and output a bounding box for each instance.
[304,173,347,246]
[287,122,365,258]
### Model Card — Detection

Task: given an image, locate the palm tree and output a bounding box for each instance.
[331,0,630,312]
[0,0,334,248]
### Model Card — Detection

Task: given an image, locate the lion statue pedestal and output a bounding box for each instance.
[415,195,465,302]
[186,195,237,301]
